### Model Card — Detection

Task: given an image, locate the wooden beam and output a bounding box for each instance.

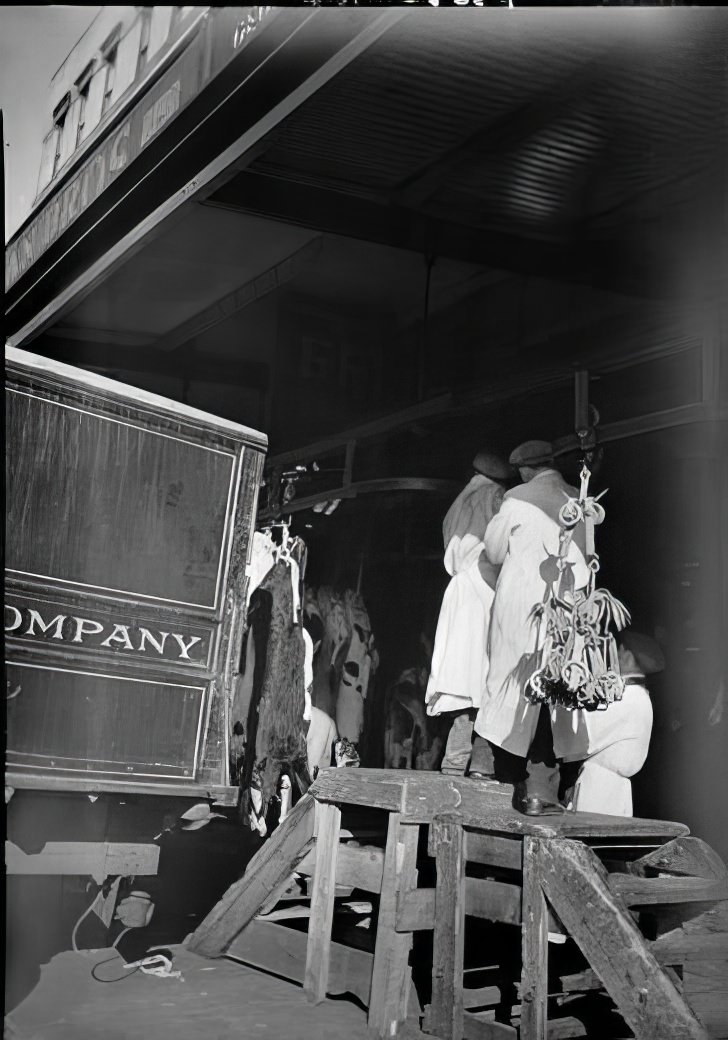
[521,837,549,1040]
[609,875,728,907]
[536,838,708,1040]
[188,792,316,957]
[430,814,467,1040]
[304,801,341,1004]
[368,813,420,1039]
[5,840,159,885]
[154,237,323,353]
[628,837,728,881]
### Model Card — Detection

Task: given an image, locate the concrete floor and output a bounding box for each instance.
[6,944,394,1040]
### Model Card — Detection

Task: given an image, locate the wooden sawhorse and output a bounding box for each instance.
[190,769,727,1040]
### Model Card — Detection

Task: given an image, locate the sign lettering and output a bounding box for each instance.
[141,82,181,147]
[5,603,204,663]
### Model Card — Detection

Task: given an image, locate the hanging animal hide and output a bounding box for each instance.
[306,585,379,741]
[241,560,308,816]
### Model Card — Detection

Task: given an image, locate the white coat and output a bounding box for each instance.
[474,469,590,757]
[426,475,503,717]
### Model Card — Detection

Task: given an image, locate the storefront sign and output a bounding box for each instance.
[141,81,181,146]
[5,33,203,291]
[5,602,208,664]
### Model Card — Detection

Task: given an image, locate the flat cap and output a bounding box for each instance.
[472,451,513,482]
[509,440,554,467]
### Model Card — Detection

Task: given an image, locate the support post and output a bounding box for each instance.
[430,813,467,1040]
[521,837,549,1040]
[368,813,420,1038]
[304,800,342,1004]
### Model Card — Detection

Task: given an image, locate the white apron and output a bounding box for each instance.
[425,475,503,717]
[425,554,494,715]
[559,679,653,816]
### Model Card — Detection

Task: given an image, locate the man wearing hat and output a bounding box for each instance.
[559,632,662,815]
[425,450,513,775]
[470,440,590,813]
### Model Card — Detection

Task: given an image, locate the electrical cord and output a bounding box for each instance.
[91,954,140,984]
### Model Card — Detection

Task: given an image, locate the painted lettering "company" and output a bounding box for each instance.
[5,605,202,661]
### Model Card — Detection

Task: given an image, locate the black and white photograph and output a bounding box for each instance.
[3,4,727,1038]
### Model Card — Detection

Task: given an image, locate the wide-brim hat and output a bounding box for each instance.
[509,440,554,467]
[472,451,513,482]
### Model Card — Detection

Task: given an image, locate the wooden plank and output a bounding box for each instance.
[547,1018,587,1039]
[463,831,523,871]
[467,877,522,926]
[188,793,315,957]
[335,843,385,892]
[397,888,435,933]
[397,878,521,932]
[462,1009,517,1039]
[227,917,373,1004]
[652,903,728,964]
[537,838,708,1040]
[304,801,341,1005]
[521,837,549,1040]
[310,769,689,841]
[463,985,501,1009]
[683,961,728,1038]
[368,815,420,1037]
[430,815,467,1040]
[609,875,728,906]
[294,840,385,893]
[652,931,728,965]
[310,768,405,812]
[5,840,159,885]
[559,969,603,993]
[630,838,728,881]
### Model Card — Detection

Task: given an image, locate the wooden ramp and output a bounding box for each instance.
[189,769,728,1040]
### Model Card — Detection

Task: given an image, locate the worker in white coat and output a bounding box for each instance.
[425,451,513,775]
[470,441,589,812]
[560,633,661,816]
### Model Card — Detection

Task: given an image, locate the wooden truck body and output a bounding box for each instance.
[5,347,267,805]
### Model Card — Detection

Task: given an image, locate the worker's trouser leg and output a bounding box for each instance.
[469,733,496,776]
[472,707,563,805]
[441,708,477,775]
[523,706,561,804]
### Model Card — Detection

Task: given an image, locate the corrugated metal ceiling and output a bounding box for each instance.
[246,11,726,246]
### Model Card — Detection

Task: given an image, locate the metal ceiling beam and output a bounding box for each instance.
[153,236,323,353]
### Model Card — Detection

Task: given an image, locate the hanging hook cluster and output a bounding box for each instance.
[525,460,631,712]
